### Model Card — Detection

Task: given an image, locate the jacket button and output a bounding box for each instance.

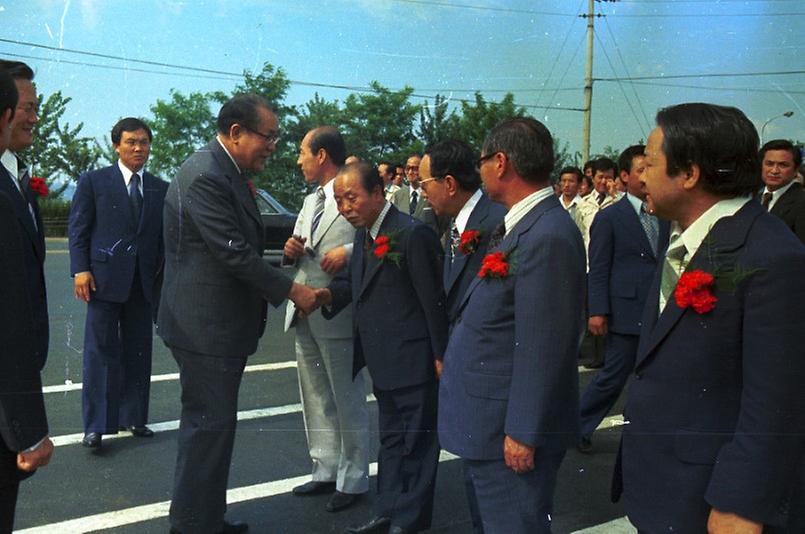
[634,373,642,380]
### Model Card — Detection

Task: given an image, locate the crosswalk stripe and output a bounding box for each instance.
[571,516,636,533]
[33,415,626,531]
[42,361,593,394]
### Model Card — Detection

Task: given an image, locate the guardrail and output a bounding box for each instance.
[42,217,69,237]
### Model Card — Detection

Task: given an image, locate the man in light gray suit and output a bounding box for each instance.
[158,94,317,534]
[282,126,370,513]
[390,153,447,237]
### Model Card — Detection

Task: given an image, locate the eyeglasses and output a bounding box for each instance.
[475,153,498,171]
[405,165,419,172]
[243,125,280,145]
[419,175,446,188]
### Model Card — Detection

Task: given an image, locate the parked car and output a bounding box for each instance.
[254,188,297,264]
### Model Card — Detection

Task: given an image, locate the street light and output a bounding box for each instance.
[760,111,794,144]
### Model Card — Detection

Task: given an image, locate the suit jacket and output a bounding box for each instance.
[443,193,506,327]
[68,164,168,304]
[390,186,447,238]
[283,185,354,338]
[587,196,670,335]
[619,201,805,531]
[157,139,293,358]
[439,195,586,460]
[769,182,805,244]
[0,162,48,370]
[324,205,448,391]
[0,191,48,482]
[575,191,621,263]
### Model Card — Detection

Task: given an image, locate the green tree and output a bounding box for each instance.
[417,94,458,148]
[450,92,526,152]
[22,91,104,197]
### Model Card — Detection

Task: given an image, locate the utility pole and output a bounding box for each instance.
[581,0,595,165]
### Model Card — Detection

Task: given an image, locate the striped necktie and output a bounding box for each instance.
[639,202,659,256]
[660,239,687,312]
[310,186,326,240]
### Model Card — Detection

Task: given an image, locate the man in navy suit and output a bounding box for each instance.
[577,145,669,452]
[69,118,168,449]
[759,139,805,243]
[0,63,54,534]
[617,103,805,532]
[419,139,505,533]
[438,118,586,533]
[317,161,447,534]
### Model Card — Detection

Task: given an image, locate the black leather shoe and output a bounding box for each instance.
[82,433,101,448]
[577,437,593,454]
[292,480,336,495]
[344,516,390,534]
[326,491,361,512]
[218,520,248,533]
[120,425,154,438]
[389,526,410,534]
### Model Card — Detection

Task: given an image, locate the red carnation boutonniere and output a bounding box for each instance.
[458,229,481,255]
[29,176,49,198]
[674,269,718,314]
[477,250,511,279]
[246,180,257,198]
[373,233,402,266]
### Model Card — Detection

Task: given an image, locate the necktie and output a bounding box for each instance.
[487,221,506,250]
[129,173,143,227]
[362,232,374,274]
[17,164,37,230]
[450,222,461,263]
[761,191,773,211]
[660,239,687,312]
[639,202,659,256]
[410,190,418,215]
[597,192,606,205]
[310,186,326,240]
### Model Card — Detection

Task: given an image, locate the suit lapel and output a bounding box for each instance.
[445,195,490,294]
[311,199,339,248]
[359,207,398,298]
[770,184,800,217]
[110,165,138,233]
[619,198,656,258]
[0,168,44,260]
[138,171,160,235]
[636,201,760,368]
[208,141,262,231]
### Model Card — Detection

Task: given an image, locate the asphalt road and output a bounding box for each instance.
[13,240,632,534]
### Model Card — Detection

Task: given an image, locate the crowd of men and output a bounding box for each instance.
[1,57,804,534]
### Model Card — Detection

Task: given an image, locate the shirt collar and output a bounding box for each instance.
[504,186,555,236]
[216,136,242,175]
[625,192,644,216]
[117,159,146,187]
[454,189,483,234]
[671,195,752,261]
[561,194,582,209]
[1,150,19,181]
[368,201,392,240]
[763,180,794,202]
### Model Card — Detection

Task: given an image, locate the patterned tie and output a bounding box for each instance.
[597,192,606,205]
[362,231,374,275]
[639,202,659,256]
[450,222,461,264]
[487,221,506,250]
[761,191,773,211]
[309,186,326,240]
[129,172,143,227]
[410,190,418,215]
[17,164,37,230]
[660,239,687,312]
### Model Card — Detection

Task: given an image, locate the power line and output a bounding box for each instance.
[535,0,585,110]
[594,31,647,139]
[389,0,576,16]
[603,17,651,133]
[595,70,805,81]
[623,80,805,95]
[605,11,805,17]
[543,31,587,117]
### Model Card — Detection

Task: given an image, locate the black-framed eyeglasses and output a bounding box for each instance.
[475,153,498,171]
[243,125,280,145]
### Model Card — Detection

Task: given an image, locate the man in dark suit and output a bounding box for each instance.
[316,161,447,534]
[0,60,48,375]
[577,145,669,452]
[390,153,447,237]
[419,139,504,533]
[69,118,168,449]
[438,118,586,533]
[617,103,805,532]
[759,138,805,243]
[0,62,53,534]
[158,94,317,534]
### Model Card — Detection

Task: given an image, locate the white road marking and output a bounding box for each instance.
[571,516,636,533]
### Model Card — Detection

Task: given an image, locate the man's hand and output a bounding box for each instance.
[288,282,318,315]
[503,435,535,474]
[434,359,443,379]
[707,508,762,534]
[314,287,333,308]
[17,437,54,472]
[588,315,608,336]
[74,271,96,303]
[283,235,306,261]
[320,246,348,275]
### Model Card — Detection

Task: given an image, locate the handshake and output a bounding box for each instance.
[288,283,333,317]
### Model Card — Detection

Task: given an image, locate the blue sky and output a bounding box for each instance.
[2,0,803,164]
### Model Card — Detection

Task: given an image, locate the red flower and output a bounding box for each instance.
[674,269,718,314]
[478,251,510,279]
[375,235,390,246]
[458,229,481,255]
[373,243,390,259]
[246,180,257,197]
[372,233,401,265]
[29,176,49,198]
